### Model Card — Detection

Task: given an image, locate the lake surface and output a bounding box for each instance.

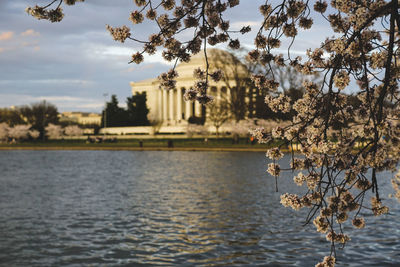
[0,151,399,266]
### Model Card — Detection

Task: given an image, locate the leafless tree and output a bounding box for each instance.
[207,99,230,137]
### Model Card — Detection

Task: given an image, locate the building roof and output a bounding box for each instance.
[131,48,249,88]
[175,48,249,81]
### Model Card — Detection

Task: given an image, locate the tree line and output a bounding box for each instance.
[0,123,85,142]
[101,92,150,127]
[0,93,152,140]
[0,101,59,140]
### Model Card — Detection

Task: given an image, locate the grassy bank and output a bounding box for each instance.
[0,138,287,152]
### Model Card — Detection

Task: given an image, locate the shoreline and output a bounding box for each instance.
[0,146,288,152]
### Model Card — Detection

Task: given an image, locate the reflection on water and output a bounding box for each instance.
[0,151,399,266]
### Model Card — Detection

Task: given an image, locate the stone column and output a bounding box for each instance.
[162,89,168,122]
[177,88,182,121]
[158,89,163,121]
[185,89,191,120]
[169,89,174,122]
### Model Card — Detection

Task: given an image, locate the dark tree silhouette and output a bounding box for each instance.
[101,95,127,127]
[0,108,25,126]
[126,92,150,126]
[19,100,59,139]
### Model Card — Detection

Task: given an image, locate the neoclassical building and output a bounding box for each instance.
[130,49,258,125]
[59,112,102,125]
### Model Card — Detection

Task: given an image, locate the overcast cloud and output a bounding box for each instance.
[0,0,331,112]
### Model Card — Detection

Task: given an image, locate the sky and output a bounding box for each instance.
[0,0,331,113]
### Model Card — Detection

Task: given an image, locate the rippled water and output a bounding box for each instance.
[0,151,399,266]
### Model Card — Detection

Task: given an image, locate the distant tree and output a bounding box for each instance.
[64,125,83,136]
[211,49,310,122]
[0,108,25,126]
[101,95,127,127]
[250,60,311,121]
[29,129,40,140]
[207,100,230,137]
[186,124,209,138]
[210,49,251,122]
[45,123,63,139]
[19,100,59,139]
[8,125,31,140]
[84,123,101,135]
[188,116,205,125]
[126,92,150,126]
[228,119,257,143]
[0,123,10,142]
[148,113,162,135]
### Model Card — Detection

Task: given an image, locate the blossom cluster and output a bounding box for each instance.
[26,5,64,23]
[267,163,280,176]
[266,147,283,160]
[264,94,291,113]
[0,123,38,141]
[106,25,131,43]
[315,256,335,267]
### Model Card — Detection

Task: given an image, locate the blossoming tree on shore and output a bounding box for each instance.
[29,129,40,139]
[0,123,10,142]
[27,0,400,265]
[45,123,63,139]
[8,125,32,141]
[64,125,84,137]
[0,123,40,142]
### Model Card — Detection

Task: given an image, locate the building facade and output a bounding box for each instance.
[130,49,259,125]
[59,112,102,125]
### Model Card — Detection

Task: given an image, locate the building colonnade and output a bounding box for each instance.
[157,86,229,124]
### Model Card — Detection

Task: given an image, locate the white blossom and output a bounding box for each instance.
[64,125,83,136]
[45,123,63,139]
[8,125,31,140]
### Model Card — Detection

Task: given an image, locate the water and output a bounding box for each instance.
[0,150,399,266]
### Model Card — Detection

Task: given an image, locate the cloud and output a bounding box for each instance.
[35,96,105,112]
[90,44,174,65]
[0,79,95,86]
[21,40,39,47]
[31,79,94,85]
[0,31,14,41]
[39,95,92,102]
[21,29,40,37]
[121,64,156,73]
[0,93,104,112]
[0,47,4,53]
[75,103,104,109]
